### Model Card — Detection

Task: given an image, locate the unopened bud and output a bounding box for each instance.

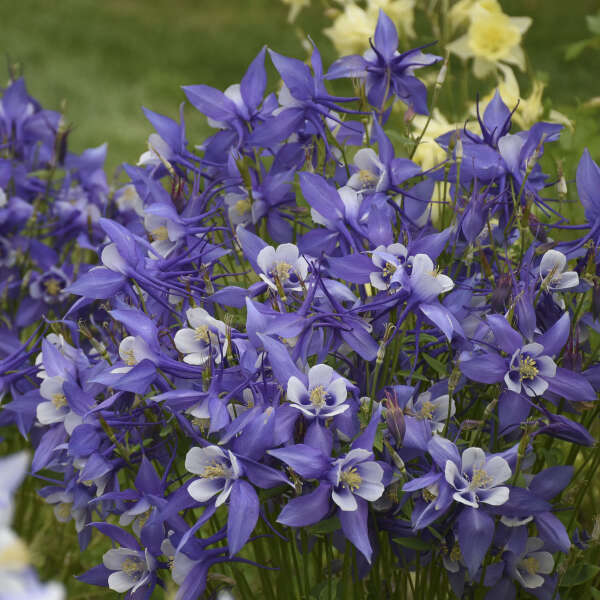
[528,213,547,243]
[384,392,406,446]
[557,176,567,197]
[436,62,448,87]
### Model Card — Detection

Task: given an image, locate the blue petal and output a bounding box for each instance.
[457,507,494,577]
[268,444,330,479]
[277,483,332,527]
[339,499,373,562]
[228,480,259,556]
[576,148,600,223]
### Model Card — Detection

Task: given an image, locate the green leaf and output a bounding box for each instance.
[308,516,341,535]
[560,564,600,587]
[422,353,446,376]
[590,588,600,600]
[396,370,430,383]
[393,536,432,550]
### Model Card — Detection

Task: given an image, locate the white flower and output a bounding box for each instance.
[174,307,228,366]
[111,336,156,374]
[408,253,454,302]
[513,538,554,589]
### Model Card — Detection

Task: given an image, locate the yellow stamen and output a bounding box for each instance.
[469,468,494,490]
[519,356,539,381]
[521,556,540,575]
[202,464,227,479]
[340,467,362,491]
[309,385,327,409]
[52,393,67,408]
[151,226,169,241]
[234,198,251,216]
[123,349,137,366]
[417,400,435,420]
[121,557,145,577]
[273,261,293,283]
[194,325,210,342]
[44,278,62,295]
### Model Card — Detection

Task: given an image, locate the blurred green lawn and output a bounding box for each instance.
[0,0,598,175]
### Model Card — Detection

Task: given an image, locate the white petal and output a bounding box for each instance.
[484,456,512,486]
[40,376,65,401]
[554,271,579,290]
[332,486,358,511]
[479,486,509,506]
[185,446,225,474]
[257,246,276,275]
[461,447,486,475]
[354,148,381,172]
[187,478,223,503]
[530,551,553,574]
[101,244,127,274]
[108,571,137,593]
[274,243,300,265]
[540,249,566,278]
[37,402,67,425]
[174,328,205,355]
[326,377,348,405]
[186,307,210,329]
[356,461,383,484]
[103,548,139,570]
[308,364,334,388]
[287,376,307,405]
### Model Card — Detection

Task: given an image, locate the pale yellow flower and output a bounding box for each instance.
[478,65,573,131]
[447,1,531,77]
[411,108,468,171]
[324,5,376,56]
[367,0,416,39]
[448,0,501,31]
[324,0,416,56]
[281,0,311,23]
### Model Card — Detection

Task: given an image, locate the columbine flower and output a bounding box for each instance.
[35,376,82,434]
[539,249,579,291]
[103,547,156,594]
[408,253,454,302]
[287,364,349,419]
[405,390,455,433]
[185,445,241,506]
[444,447,511,508]
[446,1,532,78]
[511,537,554,590]
[505,343,557,397]
[330,449,384,511]
[347,148,389,192]
[111,336,156,374]
[257,243,308,297]
[143,212,184,258]
[174,307,228,366]
[28,268,71,304]
[370,243,408,291]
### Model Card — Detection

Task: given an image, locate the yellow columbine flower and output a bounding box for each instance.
[324,0,416,57]
[446,1,532,78]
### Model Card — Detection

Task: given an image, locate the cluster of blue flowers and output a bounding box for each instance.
[2,10,600,600]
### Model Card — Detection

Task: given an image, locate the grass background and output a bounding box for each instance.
[1,0,600,597]
[0,0,598,174]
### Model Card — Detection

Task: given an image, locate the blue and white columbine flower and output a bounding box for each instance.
[505,342,556,397]
[539,249,579,291]
[444,447,511,508]
[185,445,241,506]
[370,243,408,291]
[287,364,349,419]
[102,547,156,594]
[257,242,309,295]
[329,449,384,511]
[174,307,228,366]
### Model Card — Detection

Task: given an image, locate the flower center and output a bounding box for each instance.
[51,392,67,408]
[417,400,435,420]
[151,226,169,241]
[449,543,462,562]
[521,556,540,575]
[359,169,378,184]
[194,325,211,342]
[202,463,227,479]
[121,557,146,578]
[468,467,494,490]
[123,349,137,366]
[44,278,62,295]
[273,261,293,283]
[383,262,397,278]
[235,198,251,216]
[519,355,539,381]
[340,467,362,492]
[309,385,327,409]
[55,502,72,521]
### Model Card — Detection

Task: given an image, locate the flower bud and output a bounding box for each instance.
[384,392,405,446]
